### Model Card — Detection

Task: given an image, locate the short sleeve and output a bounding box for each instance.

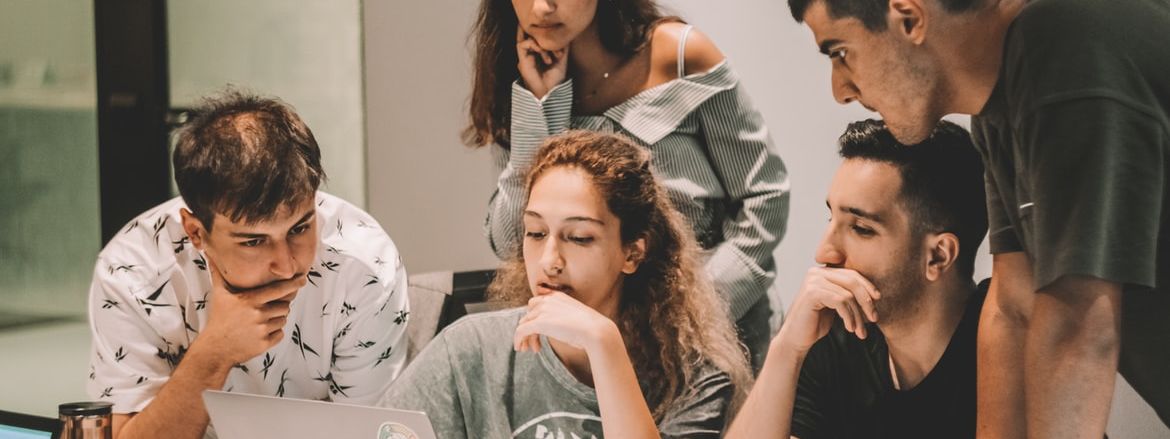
[1016,98,1166,290]
[790,338,837,439]
[87,257,182,414]
[983,165,1024,254]
[326,252,410,405]
[656,367,733,438]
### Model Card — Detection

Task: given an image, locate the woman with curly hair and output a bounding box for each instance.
[470,0,790,367]
[382,131,751,438]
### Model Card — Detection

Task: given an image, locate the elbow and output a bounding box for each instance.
[987,277,1032,329]
[1030,276,1123,361]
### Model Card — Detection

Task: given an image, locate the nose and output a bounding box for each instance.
[538,238,565,277]
[532,0,555,15]
[269,240,298,279]
[831,66,860,105]
[814,226,846,267]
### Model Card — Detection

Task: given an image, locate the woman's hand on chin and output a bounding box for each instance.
[516,26,568,99]
[513,291,619,355]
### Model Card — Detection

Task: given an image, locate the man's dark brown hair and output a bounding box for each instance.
[172,90,325,231]
[788,0,983,31]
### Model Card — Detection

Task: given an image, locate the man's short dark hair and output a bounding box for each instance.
[788,0,984,31]
[172,90,325,230]
[838,119,987,278]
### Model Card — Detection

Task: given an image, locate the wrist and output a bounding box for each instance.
[771,327,810,363]
[586,318,623,356]
[185,336,236,376]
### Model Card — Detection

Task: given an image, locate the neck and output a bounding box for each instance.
[936,0,1026,115]
[879,275,974,390]
[568,22,624,80]
[549,338,595,387]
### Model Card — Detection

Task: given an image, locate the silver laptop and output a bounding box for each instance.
[203,390,436,439]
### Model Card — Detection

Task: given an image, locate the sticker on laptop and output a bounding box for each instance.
[378,421,419,439]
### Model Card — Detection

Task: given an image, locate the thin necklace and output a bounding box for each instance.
[578,58,624,102]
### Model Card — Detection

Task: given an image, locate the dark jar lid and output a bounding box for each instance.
[58,402,113,417]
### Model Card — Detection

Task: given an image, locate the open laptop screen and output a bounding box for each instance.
[0,411,58,439]
[0,425,52,439]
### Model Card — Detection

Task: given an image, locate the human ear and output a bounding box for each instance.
[889,0,928,44]
[925,232,959,281]
[622,237,647,274]
[180,208,208,250]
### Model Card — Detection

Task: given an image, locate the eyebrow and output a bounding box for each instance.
[523,211,605,226]
[229,210,316,239]
[826,201,885,223]
[819,38,843,56]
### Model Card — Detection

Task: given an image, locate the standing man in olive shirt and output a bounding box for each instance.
[785,0,1170,438]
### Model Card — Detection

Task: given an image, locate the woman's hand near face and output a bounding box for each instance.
[516,27,568,99]
[513,291,619,355]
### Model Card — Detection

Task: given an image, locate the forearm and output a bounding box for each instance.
[487,81,573,258]
[696,85,788,320]
[1025,276,1121,439]
[114,340,231,439]
[589,326,659,439]
[976,289,1027,439]
[725,333,803,439]
[705,244,772,321]
[486,181,526,260]
[975,252,1033,438]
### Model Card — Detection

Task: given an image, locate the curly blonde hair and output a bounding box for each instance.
[487,130,752,419]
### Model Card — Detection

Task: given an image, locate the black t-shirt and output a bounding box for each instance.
[970,0,1170,420]
[790,283,986,439]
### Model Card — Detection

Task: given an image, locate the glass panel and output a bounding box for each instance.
[0,1,99,320]
[167,0,366,205]
[0,0,99,417]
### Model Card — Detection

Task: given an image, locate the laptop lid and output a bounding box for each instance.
[0,410,59,439]
[203,390,436,439]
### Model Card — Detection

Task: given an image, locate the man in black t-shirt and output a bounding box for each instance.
[728,119,988,438]
[783,0,1170,437]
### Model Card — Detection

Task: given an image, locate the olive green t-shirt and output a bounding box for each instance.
[971,0,1170,294]
[378,308,733,439]
[970,0,1170,422]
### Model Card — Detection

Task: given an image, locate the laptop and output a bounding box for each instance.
[0,410,59,439]
[203,390,436,439]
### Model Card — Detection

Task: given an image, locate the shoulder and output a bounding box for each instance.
[440,307,525,340]
[1004,0,1141,90]
[689,361,733,391]
[1009,0,1104,52]
[429,307,526,358]
[94,197,188,296]
[650,22,725,77]
[316,192,403,281]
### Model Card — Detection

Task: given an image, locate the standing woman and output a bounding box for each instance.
[469,0,790,368]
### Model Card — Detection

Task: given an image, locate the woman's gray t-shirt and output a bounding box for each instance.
[379,308,732,438]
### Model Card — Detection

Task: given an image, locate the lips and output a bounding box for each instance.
[530,23,563,30]
[536,281,573,295]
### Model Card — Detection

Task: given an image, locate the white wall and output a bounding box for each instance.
[363,2,1167,437]
[363,0,498,274]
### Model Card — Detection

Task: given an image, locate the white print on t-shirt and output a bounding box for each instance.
[511,412,602,439]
